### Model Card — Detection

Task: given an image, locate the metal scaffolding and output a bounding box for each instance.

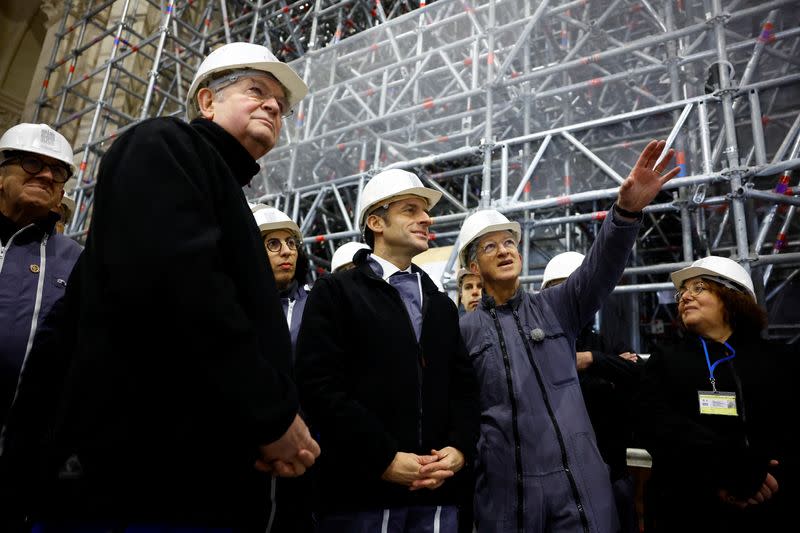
[35,0,800,347]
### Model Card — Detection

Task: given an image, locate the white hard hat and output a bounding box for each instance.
[456,209,521,268]
[358,169,442,230]
[0,123,75,174]
[541,251,586,290]
[331,241,371,272]
[252,206,302,240]
[456,267,479,286]
[671,256,755,300]
[186,42,308,120]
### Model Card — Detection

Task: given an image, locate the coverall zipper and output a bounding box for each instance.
[488,307,525,533]
[511,309,590,533]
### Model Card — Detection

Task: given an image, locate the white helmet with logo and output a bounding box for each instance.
[251,205,302,240]
[186,42,309,120]
[541,251,586,290]
[671,256,755,300]
[358,169,442,230]
[331,241,371,272]
[456,209,521,268]
[0,123,75,174]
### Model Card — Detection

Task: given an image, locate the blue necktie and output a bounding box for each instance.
[389,270,423,341]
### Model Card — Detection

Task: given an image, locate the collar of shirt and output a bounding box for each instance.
[370,253,413,282]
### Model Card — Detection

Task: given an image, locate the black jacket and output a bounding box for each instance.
[295,250,479,513]
[634,331,797,531]
[11,117,297,528]
[576,326,641,481]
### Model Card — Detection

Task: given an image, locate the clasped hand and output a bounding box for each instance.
[255,414,321,477]
[381,447,465,491]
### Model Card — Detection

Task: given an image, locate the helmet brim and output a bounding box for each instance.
[670,265,755,299]
[358,188,443,230]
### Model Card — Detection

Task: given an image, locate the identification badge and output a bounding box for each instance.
[698,390,738,416]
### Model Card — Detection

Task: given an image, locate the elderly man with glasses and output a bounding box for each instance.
[2,43,320,533]
[0,122,82,533]
[456,141,679,533]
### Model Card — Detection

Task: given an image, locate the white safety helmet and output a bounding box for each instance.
[331,241,371,272]
[541,251,586,290]
[358,169,442,230]
[251,205,302,240]
[0,123,76,174]
[456,209,521,268]
[671,256,755,300]
[186,42,309,120]
[456,267,480,287]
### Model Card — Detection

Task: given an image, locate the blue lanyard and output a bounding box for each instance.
[699,337,736,392]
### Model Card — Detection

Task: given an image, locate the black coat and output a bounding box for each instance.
[576,326,641,481]
[9,117,297,528]
[295,250,480,513]
[634,331,798,532]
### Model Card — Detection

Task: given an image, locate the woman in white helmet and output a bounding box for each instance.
[252,205,311,353]
[635,256,795,532]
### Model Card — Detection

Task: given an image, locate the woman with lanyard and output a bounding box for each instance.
[634,256,796,532]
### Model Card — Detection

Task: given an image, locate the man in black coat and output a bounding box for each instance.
[3,42,320,532]
[295,169,480,532]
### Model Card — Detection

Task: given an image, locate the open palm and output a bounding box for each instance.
[617,140,680,212]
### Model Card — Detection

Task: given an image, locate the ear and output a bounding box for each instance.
[366,213,385,236]
[469,260,480,276]
[197,88,215,119]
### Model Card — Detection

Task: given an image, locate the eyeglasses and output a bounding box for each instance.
[480,237,518,256]
[674,281,707,303]
[211,74,292,118]
[266,236,299,253]
[1,155,71,183]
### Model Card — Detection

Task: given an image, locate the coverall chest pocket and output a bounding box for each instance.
[525,326,576,388]
[469,342,505,408]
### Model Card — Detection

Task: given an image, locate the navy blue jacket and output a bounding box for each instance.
[460,210,639,533]
[0,212,81,429]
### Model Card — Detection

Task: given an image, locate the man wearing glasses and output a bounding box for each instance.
[0,122,82,532]
[456,141,679,533]
[10,43,320,532]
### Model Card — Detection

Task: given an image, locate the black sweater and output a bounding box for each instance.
[634,331,797,530]
[295,250,480,513]
[11,117,297,528]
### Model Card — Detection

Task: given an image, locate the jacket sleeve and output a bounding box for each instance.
[89,119,297,447]
[544,209,640,340]
[295,277,399,479]
[633,345,766,497]
[446,302,480,462]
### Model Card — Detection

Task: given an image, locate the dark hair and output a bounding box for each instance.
[363,205,388,248]
[294,244,310,285]
[679,279,767,335]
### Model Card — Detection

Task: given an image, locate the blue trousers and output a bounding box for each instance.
[316,505,458,533]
